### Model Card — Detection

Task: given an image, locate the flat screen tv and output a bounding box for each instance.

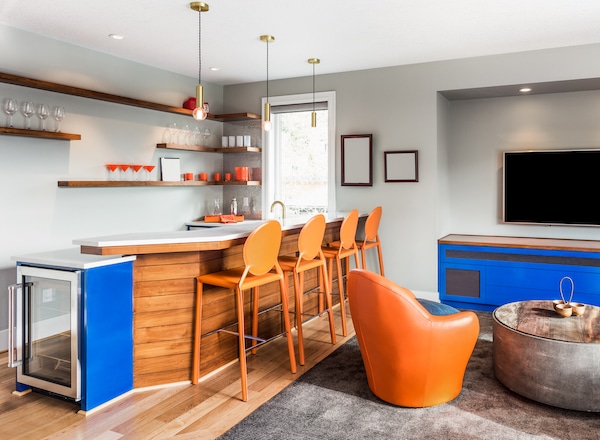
[503,149,600,227]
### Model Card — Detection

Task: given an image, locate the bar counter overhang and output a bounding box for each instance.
[75,214,362,389]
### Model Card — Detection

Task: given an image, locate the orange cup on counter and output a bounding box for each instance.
[213,172,222,182]
[199,172,208,181]
[224,172,232,181]
[235,166,249,181]
[184,172,194,181]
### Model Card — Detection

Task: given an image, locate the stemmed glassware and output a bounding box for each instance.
[3,98,18,128]
[21,101,35,129]
[143,165,155,180]
[52,106,65,132]
[36,103,50,131]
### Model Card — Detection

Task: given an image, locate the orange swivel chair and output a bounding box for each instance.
[356,206,385,276]
[278,214,336,366]
[193,220,297,402]
[321,209,360,336]
[347,269,479,407]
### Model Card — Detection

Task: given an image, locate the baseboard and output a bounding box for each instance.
[413,290,440,302]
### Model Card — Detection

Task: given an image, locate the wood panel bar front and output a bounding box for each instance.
[79,218,353,388]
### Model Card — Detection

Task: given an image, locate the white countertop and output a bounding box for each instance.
[12,248,136,269]
[73,213,351,248]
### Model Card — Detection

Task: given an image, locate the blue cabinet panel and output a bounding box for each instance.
[81,261,133,411]
[438,236,600,310]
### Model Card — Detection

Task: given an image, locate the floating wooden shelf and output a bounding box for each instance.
[156,143,261,153]
[0,72,260,121]
[209,112,260,122]
[57,180,261,188]
[0,127,81,141]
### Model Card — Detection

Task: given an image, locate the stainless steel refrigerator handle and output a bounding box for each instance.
[7,283,22,368]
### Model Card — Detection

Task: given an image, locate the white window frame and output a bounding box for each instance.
[261,91,336,218]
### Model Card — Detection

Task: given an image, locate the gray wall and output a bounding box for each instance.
[2,21,600,347]
[0,25,226,347]
[223,44,600,297]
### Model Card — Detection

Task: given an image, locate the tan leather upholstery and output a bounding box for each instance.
[347,269,479,407]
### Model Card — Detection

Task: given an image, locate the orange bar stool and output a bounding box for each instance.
[192,220,297,402]
[321,209,360,336]
[278,214,336,366]
[357,206,385,276]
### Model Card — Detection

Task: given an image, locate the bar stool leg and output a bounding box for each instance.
[320,263,336,345]
[336,257,348,337]
[235,286,249,402]
[292,270,306,365]
[279,277,297,374]
[251,286,259,355]
[192,280,204,385]
[377,245,385,276]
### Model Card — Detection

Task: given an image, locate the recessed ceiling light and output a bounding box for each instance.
[519,87,532,93]
[109,34,124,40]
[210,67,220,71]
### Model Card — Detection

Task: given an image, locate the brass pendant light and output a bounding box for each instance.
[260,35,275,132]
[190,2,209,120]
[308,58,320,127]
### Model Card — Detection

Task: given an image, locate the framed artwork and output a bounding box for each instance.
[384,150,418,182]
[341,134,373,186]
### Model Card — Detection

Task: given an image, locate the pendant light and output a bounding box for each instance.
[308,58,320,127]
[191,2,209,121]
[260,35,275,132]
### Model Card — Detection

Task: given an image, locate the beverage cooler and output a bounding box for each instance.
[8,249,135,412]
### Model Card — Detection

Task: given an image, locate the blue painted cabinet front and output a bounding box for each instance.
[438,237,600,311]
[80,261,133,411]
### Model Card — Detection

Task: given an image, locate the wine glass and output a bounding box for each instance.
[118,164,130,180]
[131,164,143,180]
[3,98,18,128]
[37,103,50,131]
[106,164,119,181]
[202,128,212,146]
[52,106,65,132]
[21,101,35,129]
[143,165,155,181]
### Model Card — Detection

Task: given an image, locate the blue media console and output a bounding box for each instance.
[438,234,600,311]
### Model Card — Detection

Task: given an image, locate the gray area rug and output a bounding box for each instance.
[218,312,600,439]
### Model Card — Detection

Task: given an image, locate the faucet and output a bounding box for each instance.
[270,200,286,219]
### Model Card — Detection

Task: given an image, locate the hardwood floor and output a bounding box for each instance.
[0,310,355,440]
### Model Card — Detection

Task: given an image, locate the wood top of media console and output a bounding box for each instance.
[439,234,600,253]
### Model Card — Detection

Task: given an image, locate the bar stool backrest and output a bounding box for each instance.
[297,214,327,261]
[364,206,382,242]
[243,220,282,276]
[339,209,359,250]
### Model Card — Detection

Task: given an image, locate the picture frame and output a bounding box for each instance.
[160,157,181,182]
[384,150,419,182]
[341,134,373,186]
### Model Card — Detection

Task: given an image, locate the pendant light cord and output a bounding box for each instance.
[266,39,269,101]
[198,9,202,86]
[312,63,315,113]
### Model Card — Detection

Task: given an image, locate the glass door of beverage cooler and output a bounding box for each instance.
[9,265,80,400]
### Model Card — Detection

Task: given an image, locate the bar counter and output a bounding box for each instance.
[74,214,361,388]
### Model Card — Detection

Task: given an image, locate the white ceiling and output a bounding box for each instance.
[2,0,600,86]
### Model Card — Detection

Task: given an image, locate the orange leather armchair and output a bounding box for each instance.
[347,269,479,407]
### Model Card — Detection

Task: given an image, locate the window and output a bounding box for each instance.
[262,91,336,218]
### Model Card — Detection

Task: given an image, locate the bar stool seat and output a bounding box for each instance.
[278,214,336,366]
[321,209,360,336]
[356,206,385,276]
[192,220,297,402]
